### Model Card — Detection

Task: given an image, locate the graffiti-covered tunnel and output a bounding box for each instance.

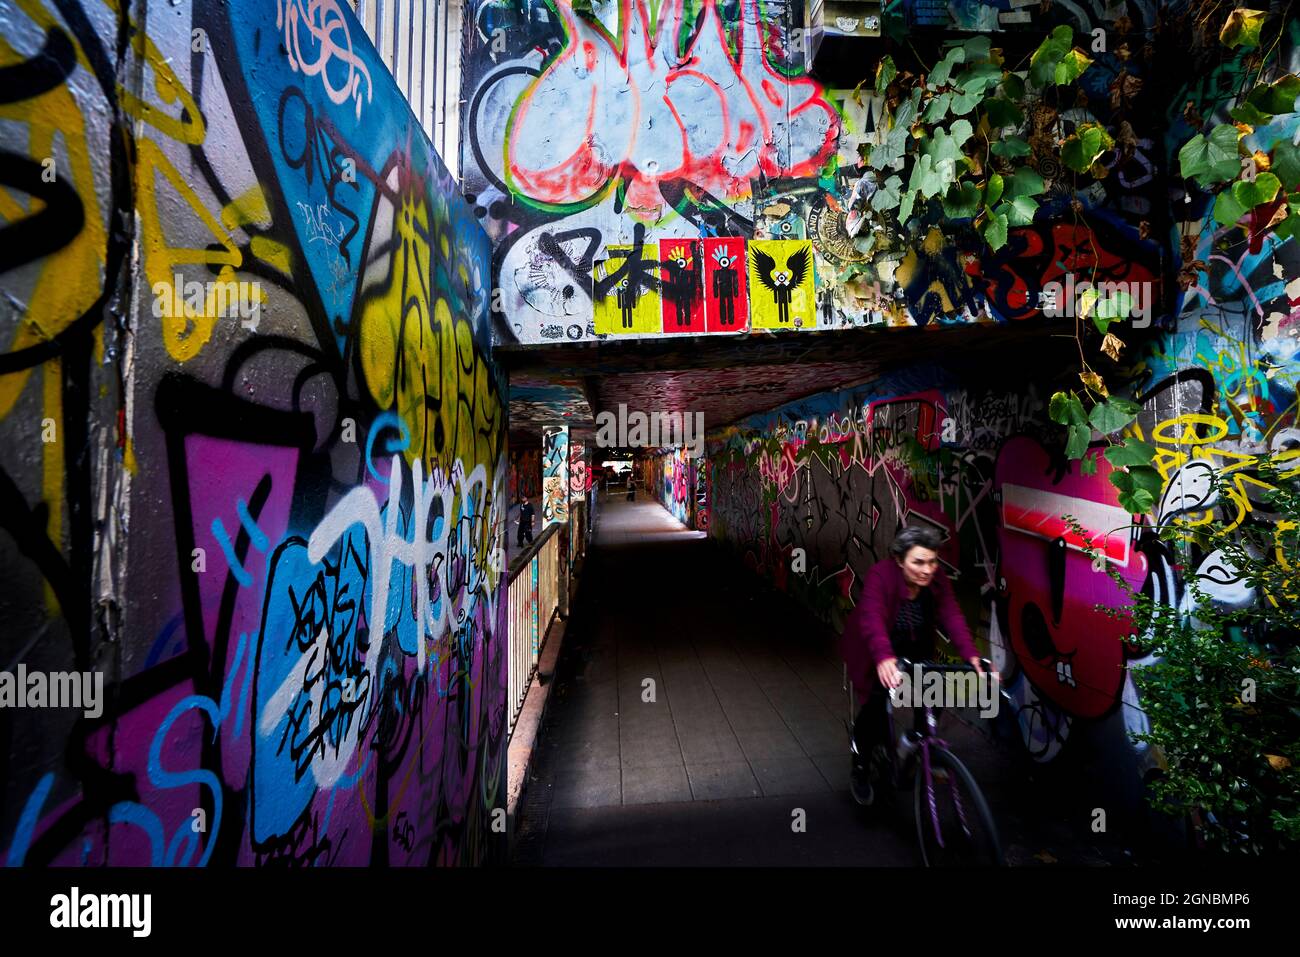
[500,323,1199,865]
[3,0,1299,876]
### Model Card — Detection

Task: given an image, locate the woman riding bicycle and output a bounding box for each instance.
[841,525,989,804]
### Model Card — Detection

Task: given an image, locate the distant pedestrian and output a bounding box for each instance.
[517,496,535,547]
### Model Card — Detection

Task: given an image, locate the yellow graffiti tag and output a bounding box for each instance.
[1142,413,1300,531]
[136,139,263,361]
[0,11,111,614]
[357,182,503,483]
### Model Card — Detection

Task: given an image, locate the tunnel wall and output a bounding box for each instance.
[509,445,543,504]
[647,448,695,527]
[1,1,507,865]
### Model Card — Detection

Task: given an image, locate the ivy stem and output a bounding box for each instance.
[1250,1,1294,90]
[907,39,933,74]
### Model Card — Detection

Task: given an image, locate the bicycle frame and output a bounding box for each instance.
[886,687,963,849]
[844,656,1008,852]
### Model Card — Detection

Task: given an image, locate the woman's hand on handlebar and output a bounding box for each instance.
[968,657,1001,682]
[876,657,902,689]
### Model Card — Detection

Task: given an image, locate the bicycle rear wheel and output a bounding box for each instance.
[914,747,1004,866]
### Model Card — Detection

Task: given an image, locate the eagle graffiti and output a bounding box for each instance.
[749,241,814,328]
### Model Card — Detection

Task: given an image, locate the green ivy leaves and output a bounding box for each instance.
[991,136,1031,159]
[862,30,1090,256]
[982,211,1009,251]
[909,154,949,200]
[923,93,952,123]
[1062,123,1115,173]
[1049,391,1092,457]
[942,180,982,218]
[1110,467,1164,514]
[1088,396,1140,433]
[1055,48,1094,86]
[1048,391,1081,423]
[985,172,1004,209]
[1006,167,1045,199]
[1030,26,1071,84]
[1273,140,1300,191]
[1030,26,1093,87]
[1104,439,1157,467]
[875,55,897,94]
[1213,172,1282,226]
[1275,196,1300,241]
[983,168,1043,234]
[1085,288,1135,333]
[1000,194,1039,226]
[930,45,966,87]
[953,61,1002,114]
[924,119,974,165]
[1177,67,1300,239]
[871,175,904,212]
[979,165,1044,249]
[1050,392,1158,513]
[867,88,921,171]
[1245,72,1300,116]
[1220,8,1268,49]
[1178,124,1243,188]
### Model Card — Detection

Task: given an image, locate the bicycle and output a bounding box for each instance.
[844,656,1008,866]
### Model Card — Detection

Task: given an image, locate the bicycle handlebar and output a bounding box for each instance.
[895,656,994,674]
[893,657,1012,703]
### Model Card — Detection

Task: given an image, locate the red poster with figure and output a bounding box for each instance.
[658,240,706,333]
[702,237,748,332]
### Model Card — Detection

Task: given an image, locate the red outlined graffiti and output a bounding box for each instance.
[504,0,838,213]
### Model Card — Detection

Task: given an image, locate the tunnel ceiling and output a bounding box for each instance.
[592,362,885,433]
[509,373,596,435]
[505,319,1086,435]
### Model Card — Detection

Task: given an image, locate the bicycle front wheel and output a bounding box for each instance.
[914,747,1004,866]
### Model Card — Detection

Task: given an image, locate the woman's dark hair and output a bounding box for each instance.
[889,526,943,559]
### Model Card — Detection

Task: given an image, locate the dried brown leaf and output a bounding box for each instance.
[1080,370,1109,396]
[1178,259,1209,289]
[1101,332,1126,361]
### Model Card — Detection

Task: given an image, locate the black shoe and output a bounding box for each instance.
[850,763,874,806]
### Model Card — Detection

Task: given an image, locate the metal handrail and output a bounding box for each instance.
[506,523,564,735]
[506,497,597,737]
[508,522,561,586]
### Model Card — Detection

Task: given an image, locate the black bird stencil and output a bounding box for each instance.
[751,246,810,326]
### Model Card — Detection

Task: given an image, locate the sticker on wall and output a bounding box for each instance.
[702,238,748,332]
[569,441,589,501]
[543,426,569,525]
[748,240,815,330]
[659,240,705,333]
[593,246,661,335]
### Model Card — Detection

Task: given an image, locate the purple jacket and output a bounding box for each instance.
[840,558,979,700]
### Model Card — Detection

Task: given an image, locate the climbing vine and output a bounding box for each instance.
[1043,7,1300,512]
[851,25,1158,509]
[1178,12,1300,240]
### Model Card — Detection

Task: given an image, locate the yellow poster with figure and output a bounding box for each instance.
[747,239,815,330]
[593,246,661,335]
